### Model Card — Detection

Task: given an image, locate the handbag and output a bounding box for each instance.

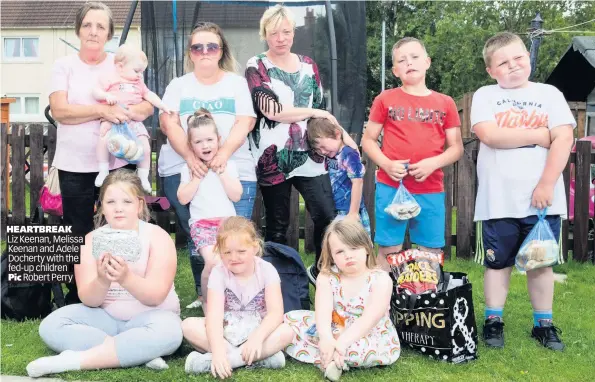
[39,166,63,216]
[390,272,479,364]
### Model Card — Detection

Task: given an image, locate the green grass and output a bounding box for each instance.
[2,244,595,381]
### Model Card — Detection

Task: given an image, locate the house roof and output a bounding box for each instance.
[572,36,595,68]
[546,36,595,102]
[0,1,140,28]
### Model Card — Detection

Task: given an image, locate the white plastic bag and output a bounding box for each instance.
[515,209,559,272]
[106,122,144,164]
[384,181,421,220]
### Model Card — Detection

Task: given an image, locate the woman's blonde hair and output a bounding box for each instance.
[186,108,219,146]
[318,219,377,274]
[75,1,114,40]
[93,169,150,228]
[259,4,296,41]
[185,22,238,73]
[214,216,264,257]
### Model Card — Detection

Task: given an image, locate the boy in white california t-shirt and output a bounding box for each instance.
[471,32,576,351]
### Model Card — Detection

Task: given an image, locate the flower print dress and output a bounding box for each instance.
[284,267,401,367]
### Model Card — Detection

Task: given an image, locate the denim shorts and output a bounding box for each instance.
[374,182,445,248]
[234,180,257,219]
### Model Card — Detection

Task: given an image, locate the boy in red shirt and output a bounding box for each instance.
[362,37,463,270]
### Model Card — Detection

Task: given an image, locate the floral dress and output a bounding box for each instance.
[245,53,327,186]
[284,268,401,368]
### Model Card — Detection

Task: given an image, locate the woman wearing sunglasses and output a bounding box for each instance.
[158,22,256,310]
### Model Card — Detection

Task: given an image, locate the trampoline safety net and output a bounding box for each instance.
[141,1,367,140]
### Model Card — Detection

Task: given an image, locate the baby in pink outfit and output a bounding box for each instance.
[92,43,170,193]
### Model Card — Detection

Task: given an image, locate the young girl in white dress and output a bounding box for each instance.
[284,219,401,381]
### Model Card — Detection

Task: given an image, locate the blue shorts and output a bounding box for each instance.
[478,215,561,269]
[374,182,445,248]
[233,180,257,219]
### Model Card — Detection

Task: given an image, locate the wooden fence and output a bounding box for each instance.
[2,120,594,264]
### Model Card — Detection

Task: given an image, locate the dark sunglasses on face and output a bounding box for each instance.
[190,42,221,56]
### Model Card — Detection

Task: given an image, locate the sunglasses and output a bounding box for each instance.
[190,43,221,56]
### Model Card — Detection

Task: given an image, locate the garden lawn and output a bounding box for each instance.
[1,245,594,382]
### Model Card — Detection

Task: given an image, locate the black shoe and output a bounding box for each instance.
[531,320,565,351]
[483,317,505,348]
[306,265,318,287]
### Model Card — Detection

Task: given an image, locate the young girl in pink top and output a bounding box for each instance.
[182,216,295,378]
[284,219,401,381]
[93,43,171,193]
[27,170,182,377]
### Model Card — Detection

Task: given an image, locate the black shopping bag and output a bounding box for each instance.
[390,272,478,364]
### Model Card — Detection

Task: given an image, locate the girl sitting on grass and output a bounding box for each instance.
[27,169,182,377]
[181,216,295,378]
[284,219,401,381]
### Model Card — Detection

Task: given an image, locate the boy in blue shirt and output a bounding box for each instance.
[306,117,370,282]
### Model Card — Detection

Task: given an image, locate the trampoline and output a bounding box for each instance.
[121,0,368,141]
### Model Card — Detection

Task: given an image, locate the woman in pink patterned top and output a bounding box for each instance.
[27,170,182,378]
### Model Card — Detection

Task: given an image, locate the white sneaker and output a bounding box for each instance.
[252,351,285,369]
[185,351,212,374]
[145,357,168,370]
[186,299,202,309]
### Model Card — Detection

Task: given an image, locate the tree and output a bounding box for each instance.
[367,1,595,109]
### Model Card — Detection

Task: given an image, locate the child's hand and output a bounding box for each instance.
[535,127,551,149]
[105,94,118,105]
[409,157,439,182]
[332,339,347,370]
[161,106,173,115]
[211,350,232,379]
[344,213,361,223]
[319,337,336,368]
[104,255,129,284]
[532,181,554,210]
[209,151,229,175]
[97,253,112,286]
[240,334,263,366]
[383,159,410,182]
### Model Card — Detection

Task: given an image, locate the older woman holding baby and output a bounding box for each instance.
[158,22,257,309]
[27,170,182,377]
[49,2,153,304]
